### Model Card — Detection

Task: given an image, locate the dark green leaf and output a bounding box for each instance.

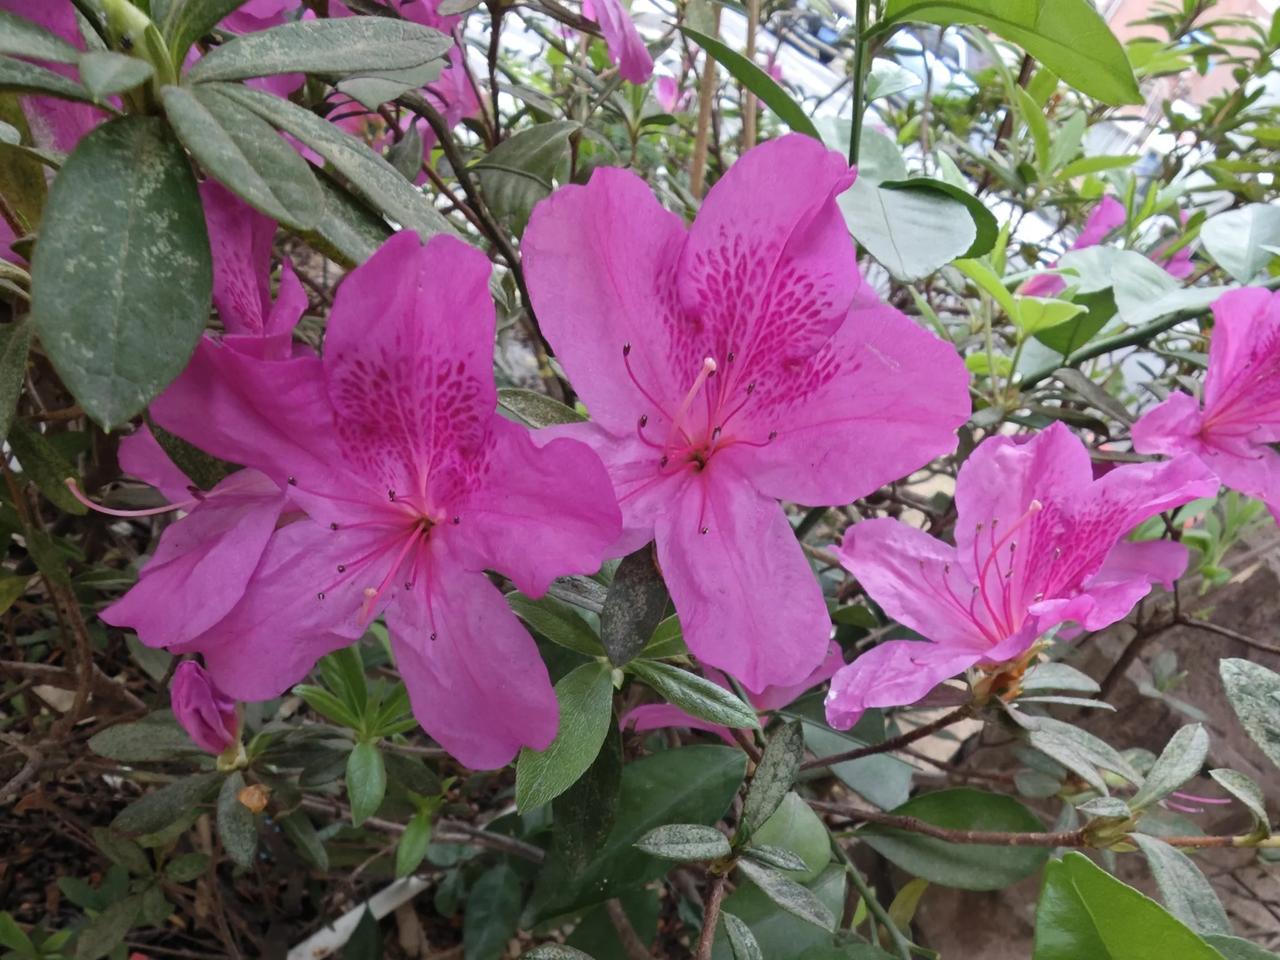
[641,615,688,660]
[735,859,835,932]
[338,60,444,111]
[722,912,763,960]
[78,51,153,98]
[881,0,1141,105]
[497,387,586,428]
[600,548,668,667]
[1130,724,1209,810]
[1221,659,1280,770]
[0,11,80,64]
[1130,834,1230,936]
[463,864,522,960]
[0,54,95,103]
[679,28,819,139]
[747,793,831,882]
[344,906,382,960]
[742,720,803,836]
[0,912,34,954]
[1204,936,1280,960]
[472,120,580,233]
[216,771,258,869]
[710,865,846,960]
[74,894,141,960]
[164,852,210,883]
[508,592,601,657]
[551,722,622,872]
[346,741,387,826]
[516,661,615,811]
[395,811,432,878]
[188,16,452,82]
[529,745,745,920]
[160,83,321,229]
[629,660,758,730]
[295,683,363,729]
[157,0,249,62]
[862,788,1049,890]
[92,827,151,876]
[634,823,730,862]
[214,83,453,242]
[278,811,329,870]
[1033,851,1224,959]
[798,720,912,813]
[113,772,221,835]
[300,168,391,267]
[0,95,48,236]
[386,118,423,180]
[7,420,85,514]
[31,115,210,428]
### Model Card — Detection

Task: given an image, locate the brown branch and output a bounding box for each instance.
[689,4,722,199]
[1178,616,1280,657]
[800,704,975,771]
[606,898,654,960]
[695,875,727,960]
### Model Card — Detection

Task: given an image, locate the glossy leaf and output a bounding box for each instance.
[516,661,615,811]
[629,660,759,730]
[508,591,602,658]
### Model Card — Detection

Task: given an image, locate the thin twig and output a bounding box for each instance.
[1179,616,1280,657]
[695,875,726,960]
[800,704,975,771]
[606,898,654,960]
[689,4,721,199]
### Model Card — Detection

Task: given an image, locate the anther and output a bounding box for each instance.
[337,564,346,572]
[287,476,297,486]
[317,592,326,600]
[768,430,777,440]
[639,414,648,427]
[727,351,736,362]
[622,342,632,356]
[746,382,756,394]
[712,427,722,440]
[388,490,396,501]
[430,632,437,641]
[329,522,339,531]
[659,455,669,467]
[700,526,709,534]
[452,516,461,525]
[403,581,412,589]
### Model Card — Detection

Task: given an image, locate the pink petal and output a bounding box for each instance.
[678,134,858,364]
[585,0,653,84]
[171,661,238,755]
[1071,196,1126,250]
[457,417,619,597]
[102,470,285,649]
[730,287,969,505]
[1202,288,1280,438]
[838,517,990,648]
[387,561,558,769]
[117,426,194,504]
[322,231,497,501]
[751,640,844,712]
[653,459,831,693]
[1033,539,1188,634]
[1131,391,1206,460]
[199,181,274,337]
[825,639,983,730]
[524,166,688,436]
[621,702,734,744]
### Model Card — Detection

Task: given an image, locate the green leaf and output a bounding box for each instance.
[31,115,210,428]
[294,683,363,729]
[710,865,846,960]
[735,859,835,932]
[743,843,811,874]
[633,823,731,862]
[160,83,321,229]
[0,912,34,954]
[7,420,87,514]
[1204,936,1280,960]
[300,169,391,267]
[601,548,669,667]
[861,788,1049,891]
[338,60,444,112]
[78,51,153,99]
[0,11,79,64]
[278,811,329,870]
[113,772,222,835]
[497,387,586,428]
[679,27,819,139]
[550,722,622,874]
[1023,715,1141,791]
[1014,296,1087,335]
[864,58,921,101]
[395,810,432,878]
[747,793,832,883]
[890,176,997,258]
[463,864,522,960]
[385,118,424,180]
[74,894,141,960]
[881,0,1141,105]
[0,573,28,616]
[472,120,580,234]
[346,741,386,826]
[1221,659,1280,771]
[0,54,96,103]
[1201,203,1280,283]
[528,745,746,920]
[508,592,602,657]
[156,0,249,62]
[216,771,258,869]
[641,615,689,660]
[1129,834,1230,936]
[516,661,615,812]
[88,712,194,762]
[344,906,382,960]
[0,321,29,445]
[1077,796,1129,819]
[164,852,210,883]
[741,721,803,836]
[92,827,151,876]
[1033,851,1224,959]
[1057,154,1137,179]
[187,16,452,83]
[1021,662,1100,695]
[1016,87,1051,176]
[523,947,596,960]
[0,95,47,236]
[723,912,763,960]
[629,660,759,730]
[954,257,1017,317]
[1130,724,1209,810]
[798,720,912,813]
[1208,769,1268,836]
[214,83,454,242]
[840,177,979,281]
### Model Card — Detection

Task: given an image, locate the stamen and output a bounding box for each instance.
[665,357,717,450]
[622,343,682,431]
[636,415,664,451]
[64,478,196,519]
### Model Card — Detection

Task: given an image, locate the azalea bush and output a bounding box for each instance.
[3,0,1280,957]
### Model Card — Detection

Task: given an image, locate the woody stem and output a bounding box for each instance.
[799,703,976,771]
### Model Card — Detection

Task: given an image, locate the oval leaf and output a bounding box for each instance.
[634,823,731,862]
[516,661,615,812]
[629,660,759,730]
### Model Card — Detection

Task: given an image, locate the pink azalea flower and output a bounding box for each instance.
[522,134,971,693]
[171,660,239,755]
[139,232,621,769]
[199,181,308,360]
[222,0,300,33]
[1132,287,1280,523]
[654,74,691,113]
[623,642,845,744]
[582,0,653,84]
[1150,211,1195,280]
[826,421,1218,729]
[0,0,107,152]
[1022,196,1126,298]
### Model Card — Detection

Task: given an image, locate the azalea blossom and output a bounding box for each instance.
[127,232,620,769]
[623,641,844,744]
[826,421,1218,729]
[523,134,971,693]
[1132,287,1280,523]
[1022,196,1126,297]
[583,0,653,84]
[171,660,239,756]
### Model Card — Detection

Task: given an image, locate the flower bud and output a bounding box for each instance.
[171,661,239,756]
